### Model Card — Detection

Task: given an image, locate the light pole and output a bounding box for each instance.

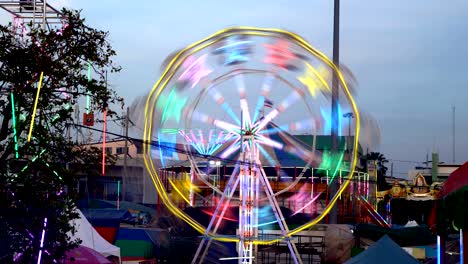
[329,0,340,225]
[343,112,355,218]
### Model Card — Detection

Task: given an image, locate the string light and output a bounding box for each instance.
[28,72,44,142]
[10,93,19,158]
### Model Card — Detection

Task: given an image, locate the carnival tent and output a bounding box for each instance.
[64,245,112,264]
[69,209,121,260]
[439,162,468,198]
[344,235,419,264]
[433,161,468,232]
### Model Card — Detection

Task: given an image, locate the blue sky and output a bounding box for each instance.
[3,0,468,177]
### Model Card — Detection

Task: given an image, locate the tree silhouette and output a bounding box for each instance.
[0,9,122,263]
[362,152,389,191]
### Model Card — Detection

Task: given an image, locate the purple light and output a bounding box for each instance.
[178,54,212,89]
[292,193,321,216]
[37,217,47,264]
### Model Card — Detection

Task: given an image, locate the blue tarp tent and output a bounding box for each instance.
[344,235,419,264]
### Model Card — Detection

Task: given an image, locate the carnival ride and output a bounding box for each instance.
[143,27,361,263]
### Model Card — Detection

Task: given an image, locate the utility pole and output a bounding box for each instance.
[329,0,340,224]
[390,162,394,178]
[123,106,129,202]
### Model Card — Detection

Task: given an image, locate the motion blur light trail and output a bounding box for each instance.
[143,27,361,249]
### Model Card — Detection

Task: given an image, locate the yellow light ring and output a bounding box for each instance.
[143,27,360,242]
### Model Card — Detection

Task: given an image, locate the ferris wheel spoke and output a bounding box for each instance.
[219,138,241,159]
[192,110,241,135]
[252,89,302,133]
[254,134,284,150]
[179,130,202,154]
[259,118,318,135]
[208,87,241,125]
[235,74,253,130]
[291,193,321,216]
[252,74,275,123]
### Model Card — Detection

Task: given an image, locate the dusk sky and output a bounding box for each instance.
[3,0,468,177]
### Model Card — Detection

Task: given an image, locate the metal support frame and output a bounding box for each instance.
[191,166,241,264]
[258,166,302,264]
[0,0,63,28]
[192,143,302,263]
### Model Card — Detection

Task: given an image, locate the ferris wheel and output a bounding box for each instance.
[143,27,360,264]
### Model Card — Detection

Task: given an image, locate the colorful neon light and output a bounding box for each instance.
[178,54,212,89]
[460,229,464,264]
[178,129,233,156]
[437,235,441,264]
[298,63,330,98]
[28,72,44,142]
[264,39,297,69]
[11,93,19,158]
[157,89,187,125]
[213,36,252,65]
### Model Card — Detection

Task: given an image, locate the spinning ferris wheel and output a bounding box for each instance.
[143,27,360,264]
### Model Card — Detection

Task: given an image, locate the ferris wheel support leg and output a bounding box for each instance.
[199,176,241,263]
[191,172,240,264]
[257,167,303,264]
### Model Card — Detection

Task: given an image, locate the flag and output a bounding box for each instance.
[264,98,274,108]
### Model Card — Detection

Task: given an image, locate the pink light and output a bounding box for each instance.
[178,54,212,89]
[14,17,28,39]
[190,130,198,144]
[102,109,107,176]
[222,131,235,143]
[202,208,237,222]
[264,40,297,69]
[235,74,246,98]
[179,130,193,144]
[56,23,69,36]
[210,88,225,105]
[220,140,241,159]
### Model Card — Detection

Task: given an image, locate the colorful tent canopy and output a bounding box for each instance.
[355,224,436,247]
[80,208,131,243]
[69,209,121,260]
[64,246,112,264]
[115,227,170,261]
[344,235,420,264]
[439,161,468,198]
[433,161,468,232]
